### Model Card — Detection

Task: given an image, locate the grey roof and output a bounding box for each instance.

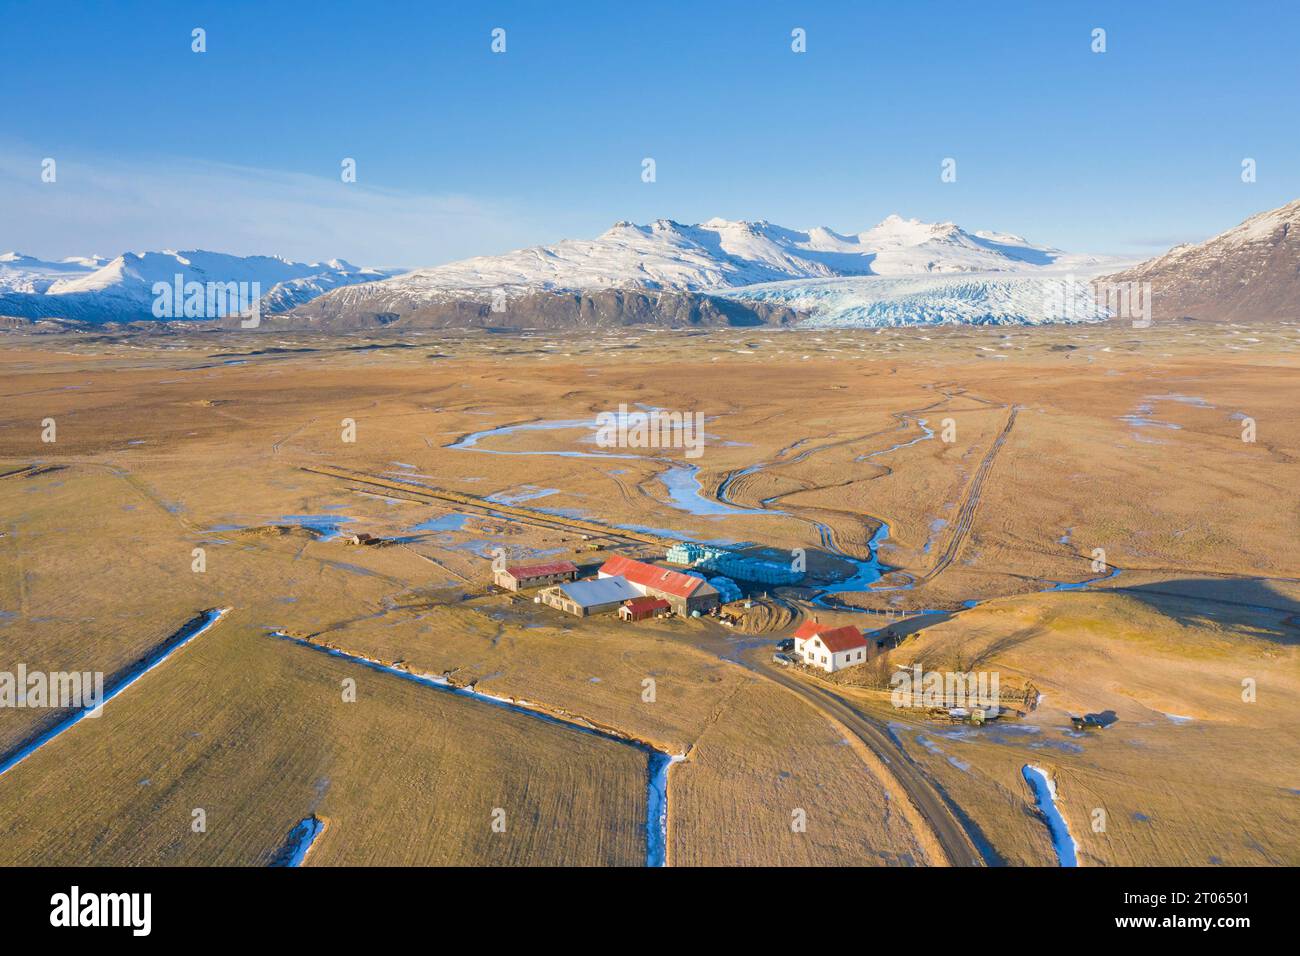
[558,575,642,607]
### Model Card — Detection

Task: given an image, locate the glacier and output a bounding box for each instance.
[714,271,1124,328]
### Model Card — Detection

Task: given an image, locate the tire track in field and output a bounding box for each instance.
[919,405,1018,583]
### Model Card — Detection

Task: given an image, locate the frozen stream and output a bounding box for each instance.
[1021,764,1079,866]
[449,412,1120,603]
[447,417,768,518]
[271,816,326,867]
[0,608,230,780]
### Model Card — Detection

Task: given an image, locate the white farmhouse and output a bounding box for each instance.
[792,621,869,673]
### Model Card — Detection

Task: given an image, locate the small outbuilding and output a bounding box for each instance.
[619,596,671,622]
[494,560,579,591]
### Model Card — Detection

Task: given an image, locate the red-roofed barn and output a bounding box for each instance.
[493,560,579,591]
[598,555,720,616]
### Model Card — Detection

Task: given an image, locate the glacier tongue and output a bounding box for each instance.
[716,273,1118,327]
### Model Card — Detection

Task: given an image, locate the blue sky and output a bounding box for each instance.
[1,0,1297,266]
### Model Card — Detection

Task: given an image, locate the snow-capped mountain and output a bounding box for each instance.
[2,215,1125,329]
[288,214,1119,329]
[324,215,1100,304]
[1101,199,1300,321]
[0,250,397,323]
[0,252,110,294]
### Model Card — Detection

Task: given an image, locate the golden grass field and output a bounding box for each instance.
[836,586,1300,866]
[0,610,649,866]
[0,317,1297,865]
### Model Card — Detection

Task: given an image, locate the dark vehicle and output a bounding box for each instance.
[1070,710,1119,731]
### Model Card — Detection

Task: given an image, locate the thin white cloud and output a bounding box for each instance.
[0,146,539,269]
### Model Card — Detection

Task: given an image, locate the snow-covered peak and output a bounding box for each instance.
[381,214,1086,303]
[1216,197,1300,243]
[0,248,397,321]
[45,250,384,299]
[0,251,107,294]
[974,229,1030,245]
[1,251,104,269]
[862,213,960,243]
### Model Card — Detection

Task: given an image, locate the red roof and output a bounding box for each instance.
[793,619,826,640]
[624,596,671,612]
[504,560,578,579]
[599,555,703,599]
[794,622,866,653]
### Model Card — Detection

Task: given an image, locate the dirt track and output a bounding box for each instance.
[920,405,1018,583]
[747,655,991,866]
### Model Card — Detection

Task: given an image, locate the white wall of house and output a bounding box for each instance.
[794,636,868,673]
[794,635,828,671]
[834,645,869,671]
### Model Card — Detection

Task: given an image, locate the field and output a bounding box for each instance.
[0,611,650,865]
[1,316,1297,865]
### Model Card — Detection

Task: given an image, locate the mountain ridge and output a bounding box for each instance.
[13,202,1293,330]
[0,250,398,323]
[283,213,1120,330]
[1101,199,1300,321]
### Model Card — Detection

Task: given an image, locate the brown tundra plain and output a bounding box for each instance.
[0,317,1297,867]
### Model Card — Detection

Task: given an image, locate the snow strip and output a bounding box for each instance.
[1022,764,1078,866]
[268,631,683,867]
[0,608,231,779]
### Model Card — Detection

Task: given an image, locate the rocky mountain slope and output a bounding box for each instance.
[1101,199,1300,321]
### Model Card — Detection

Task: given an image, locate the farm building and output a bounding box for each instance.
[598,555,721,616]
[344,532,390,547]
[618,596,671,622]
[494,560,579,591]
[539,575,641,616]
[792,620,869,673]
